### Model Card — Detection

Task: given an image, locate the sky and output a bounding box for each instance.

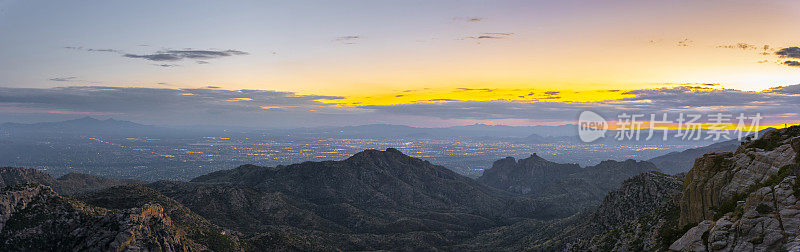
[1,0,800,127]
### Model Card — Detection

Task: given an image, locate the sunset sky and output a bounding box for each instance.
[1,0,800,127]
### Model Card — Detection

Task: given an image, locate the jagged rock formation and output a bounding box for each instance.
[479,153,582,194]
[0,183,203,251]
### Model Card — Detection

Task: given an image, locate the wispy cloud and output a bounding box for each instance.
[716,43,771,51]
[123,49,248,62]
[677,38,693,47]
[64,46,122,53]
[335,35,361,44]
[336,35,360,41]
[463,32,514,40]
[64,46,249,66]
[456,88,495,92]
[48,77,77,82]
[452,17,485,23]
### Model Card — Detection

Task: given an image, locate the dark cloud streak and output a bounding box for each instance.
[776,47,800,59]
[48,77,77,82]
[123,49,248,62]
[784,60,800,67]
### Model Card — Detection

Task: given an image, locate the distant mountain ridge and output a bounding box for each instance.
[2,116,148,130]
[2,117,578,139]
[647,128,776,174]
[0,116,165,136]
[648,138,741,174]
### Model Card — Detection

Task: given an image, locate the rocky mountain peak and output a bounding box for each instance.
[0,183,205,251]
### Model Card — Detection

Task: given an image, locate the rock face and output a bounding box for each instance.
[671,170,800,251]
[679,127,800,226]
[0,183,203,251]
[668,126,800,251]
[669,220,713,251]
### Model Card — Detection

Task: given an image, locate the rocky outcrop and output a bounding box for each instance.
[0,183,204,251]
[78,184,244,251]
[669,220,713,251]
[671,174,800,251]
[0,183,47,231]
[669,126,800,251]
[679,127,799,226]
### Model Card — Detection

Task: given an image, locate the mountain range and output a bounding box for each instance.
[1,125,798,250]
[0,147,662,250]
